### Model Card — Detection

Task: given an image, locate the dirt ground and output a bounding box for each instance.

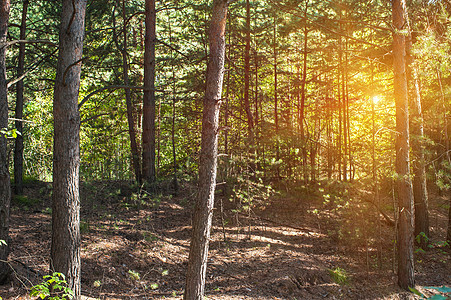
[0,180,450,299]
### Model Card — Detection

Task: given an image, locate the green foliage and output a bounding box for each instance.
[80,220,90,234]
[0,240,6,247]
[42,207,52,215]
[143,231,159,242]
[436,161,451,191]
[93,280,101,287]
[416,232,430,247]
[30,272,74,300]
[13,195,40,207]
[150,283,159,290]
[328,267,349,285]
[127,270,140,281]
[0,127,21,139]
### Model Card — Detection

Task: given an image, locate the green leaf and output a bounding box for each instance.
[409,287,424,297]
[150,283,159,290]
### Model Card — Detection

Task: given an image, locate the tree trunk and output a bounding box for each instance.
[117,0,142,184]
[254,49,259,162]
[448,196,451,243]
[406,25,429,248]
[111,1,141,183]
[0,0,11,284]
[184,0,228,298]
[273,15,279,178]
[300,0,308,184]
[340,12,347,182]
[168,15,178,193]
[51,0,87,298]
[14,0,29,195]
[142,0,156,184]
[243,0,254,137]
[392,0,415,290]
[337,53,342,181]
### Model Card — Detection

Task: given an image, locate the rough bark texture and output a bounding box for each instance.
[273,17,279,177]
[405,10,429,249]
[448,196,451,243]
[392,0,415,290]
[299,0,308,183]
[14,0,29,195]
[243,0,254,135]
[142,0,156,184]
[184,0,228,298]
[0,0,11,284]
[51,0,87,298]
[117,0,142,184]
[411,69,429,246]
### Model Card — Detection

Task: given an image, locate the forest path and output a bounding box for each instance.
[0,180,449,299]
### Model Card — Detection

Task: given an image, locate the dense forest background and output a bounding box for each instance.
[0,0,450,299]
[3,0,450,192]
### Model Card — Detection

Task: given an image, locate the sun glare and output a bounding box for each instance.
[372,96,381,104]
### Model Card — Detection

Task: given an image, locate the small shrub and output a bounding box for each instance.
[150,283,159,290]
[128,270,140,281]
[80,220,89,234]
[328,267,349,285]
[30,272,74,300]
[13,195,39,207]
[93,280,101,287]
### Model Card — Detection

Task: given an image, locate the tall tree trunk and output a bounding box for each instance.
[273,15,279,178]
[254,49,259,162]
[300,0,309,184]
[327,83,332,180]
[406,20,429,248]
[437,69,451,243]
[184,0,228,298]
[448,197,451,243]
[337,52,342,181]
[142,0,156,184]
[340,10,347,182]
[168,14,178,193]
[121,0,141,184]
[14,0,28,195]
[342,9,349,182]
[51,0,87,298]
[224,33,230,156]
[0,0,11,284]
[392,0,415,290]
[112,1,142,184]
[243,0,254,137]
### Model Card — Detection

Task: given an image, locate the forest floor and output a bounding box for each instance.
[0,179,450,300]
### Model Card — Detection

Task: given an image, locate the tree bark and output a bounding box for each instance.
[51,0,87,298]
[392,0,415,290]
[114,0,142,184]
[14,0,29,195]
[448,195,451,243]
[0,0,11,284]
[300,0,308,184]
[168,14,178,193]
[184,0,228,298]
[243,0,254,137]
[273,15,279,178]
[406,25,429,248]
[142,0,156,184]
